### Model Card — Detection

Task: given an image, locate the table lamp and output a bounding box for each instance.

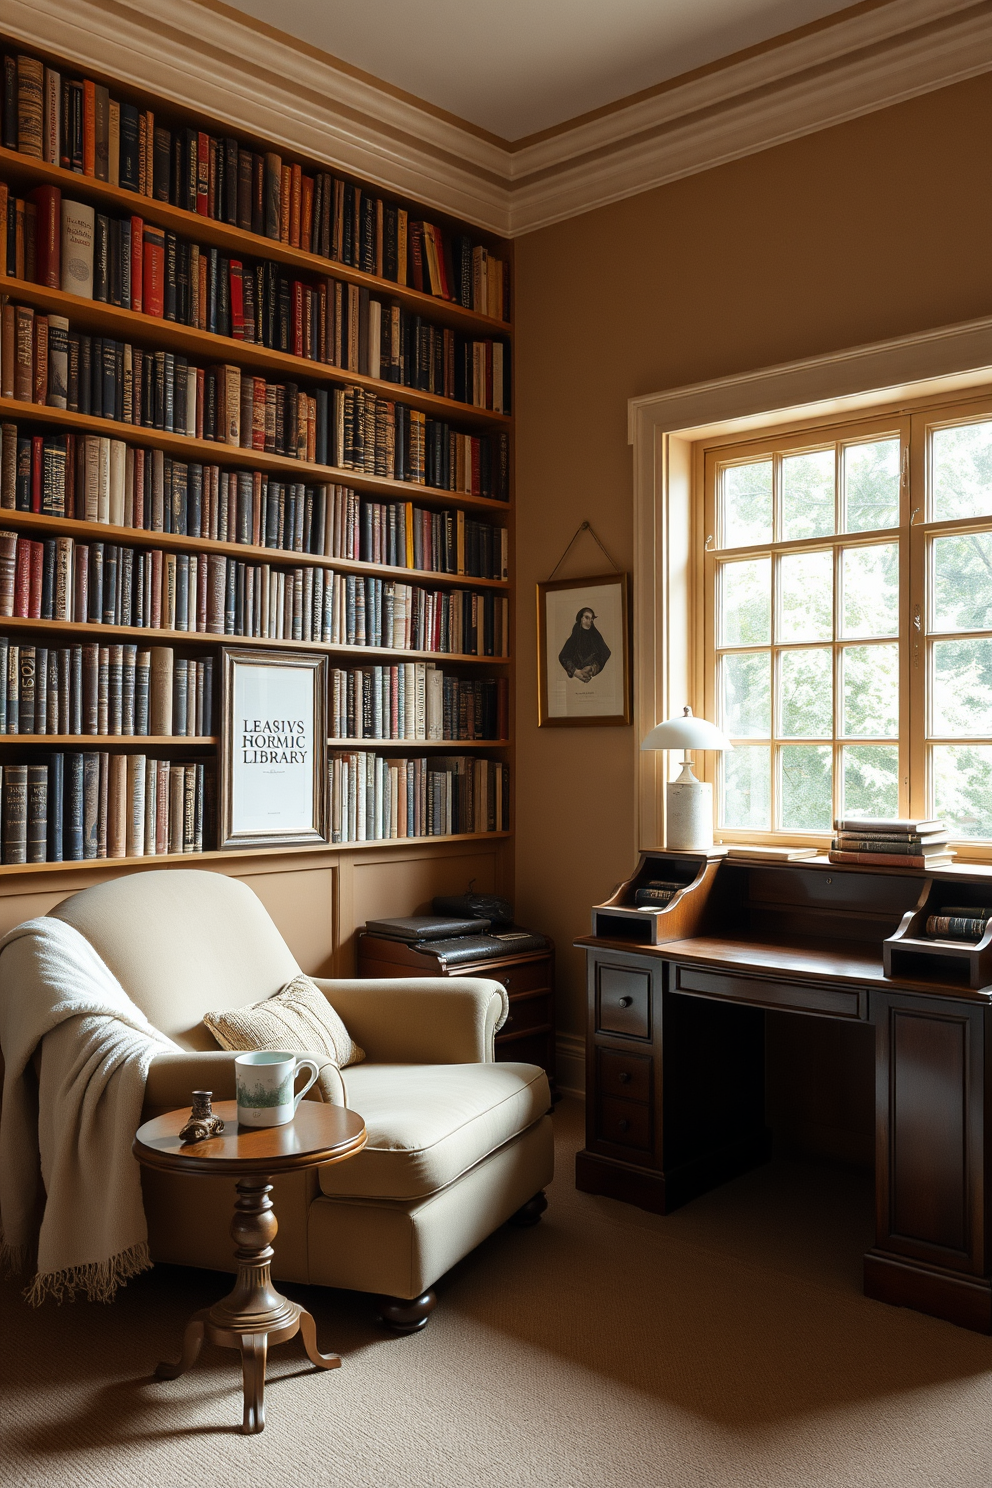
[640,706,733,851]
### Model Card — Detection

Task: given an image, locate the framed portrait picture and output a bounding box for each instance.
[219,648,328,849]
[537,572,632,727]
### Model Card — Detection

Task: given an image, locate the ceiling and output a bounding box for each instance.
[221,0,861,141]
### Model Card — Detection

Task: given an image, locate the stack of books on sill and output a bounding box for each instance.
[924,906,992,943]
[829,818,953,868]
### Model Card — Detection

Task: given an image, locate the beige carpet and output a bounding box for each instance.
[2,1098,991,1488]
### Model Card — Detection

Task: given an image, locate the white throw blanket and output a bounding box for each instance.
[0,916,180,1304]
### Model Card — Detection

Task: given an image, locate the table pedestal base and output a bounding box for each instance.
[155,1175,339,1434]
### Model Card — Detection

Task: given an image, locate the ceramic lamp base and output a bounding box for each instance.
[666,772,714,852]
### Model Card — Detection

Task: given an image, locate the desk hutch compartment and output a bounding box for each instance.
[884,879,992,989]
[590,850,722,945]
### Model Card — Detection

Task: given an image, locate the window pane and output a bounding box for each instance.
[722,747,770,830]
[720,558,771,646]
[842,745,899,820]
[932,638,992,736]
[843,439,899,532]
[842,644,898,737]
[780,648,832,738]
[722,461,772,548]
[782,449,834,541]
[841,543,898,637]
[933,745,992,839]
[931,421,992,522]
[779,550,832,642]
[721,652,770,737]
[780,744,832,830]
[932,533,992,633]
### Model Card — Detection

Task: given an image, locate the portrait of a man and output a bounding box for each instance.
[538,573,631,726]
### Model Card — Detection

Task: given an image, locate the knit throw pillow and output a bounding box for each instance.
[203,974,365,1101]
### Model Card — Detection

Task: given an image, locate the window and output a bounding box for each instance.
[701,392,992,852]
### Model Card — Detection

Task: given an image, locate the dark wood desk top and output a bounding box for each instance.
[575,934,992,1002]
[134,1100,367,1176]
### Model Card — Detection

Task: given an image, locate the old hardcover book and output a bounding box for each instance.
[828,850,955,868]
[60,198,94,297]
[3,762,28,863]
[26,762,47,862]
[16,55,43,157]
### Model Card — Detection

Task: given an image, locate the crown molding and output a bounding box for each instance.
[2,0,989,237]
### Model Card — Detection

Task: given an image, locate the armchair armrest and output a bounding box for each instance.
[311,976,508,1064]
[143,1048,345,1116]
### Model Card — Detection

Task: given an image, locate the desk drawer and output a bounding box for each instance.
[597,1096,653,1152]
[597,1048,652,1102]
[674,964,868,1020]
[596,965,651,1038]
[487,958,549,995]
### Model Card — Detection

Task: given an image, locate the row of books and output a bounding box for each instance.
[0,530,510,654]
[0,638,210,736]
[329,665,508,743]
[0,752,209,863]
[2,54,509,317]
[0,426,508,578]
[829,817,952,868]
[3,186,510,410]
[0,306,510,498]
[924,907,992,944]
[329,751,507,842]
[632,879,686,909]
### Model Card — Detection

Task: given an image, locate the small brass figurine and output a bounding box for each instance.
[179,1090,225,1144]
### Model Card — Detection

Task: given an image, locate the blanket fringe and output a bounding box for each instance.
[1,1235,35,1278]
[24,1241,153,1306]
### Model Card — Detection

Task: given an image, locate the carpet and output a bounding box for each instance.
[2,1098,991,1488]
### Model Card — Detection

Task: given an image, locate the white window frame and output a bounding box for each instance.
[629,316,992,861]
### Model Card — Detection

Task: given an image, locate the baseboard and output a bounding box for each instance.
[555,1034,585,1098]
[864,1251,992,1334]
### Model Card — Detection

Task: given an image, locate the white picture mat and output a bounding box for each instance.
[231,663,316,835]
[545,582,625,718]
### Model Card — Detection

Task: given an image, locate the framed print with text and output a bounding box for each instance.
[220,648,328,849]
[537,572,632,727]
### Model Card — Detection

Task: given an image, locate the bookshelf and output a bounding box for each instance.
[0,32,515,966]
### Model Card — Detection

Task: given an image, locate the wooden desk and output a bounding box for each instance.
[575,851,992,1334]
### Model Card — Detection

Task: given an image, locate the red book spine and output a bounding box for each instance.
[133,448,145,529]
[143,228,165,318]
[74,543,88,622]
[292,281,304,358]
[130,217,144,312]
[28,539,43,618]
[301,174,313,253]
[14,539,31,616]
[29,185,61,288]
[409,222,424,293]
[82,80,96,176]
[229,260,244,340]
[196,132,210,215]
[32,315,48,406]
[31,435,43,513]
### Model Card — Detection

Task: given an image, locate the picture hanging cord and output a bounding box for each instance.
[546,521,622,581]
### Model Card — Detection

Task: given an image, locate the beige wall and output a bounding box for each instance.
[513,75,992,1052]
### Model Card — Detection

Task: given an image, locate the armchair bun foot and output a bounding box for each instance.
[377,1290,437,1335]
[508,1190,548,1228]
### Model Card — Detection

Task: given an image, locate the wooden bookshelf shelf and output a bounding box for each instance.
[0,615,511,663]
[0,508,510,590]
[328,738,509,749]
[0,145,513,340]
[0,828,512,876]
[0,276,512,430]
[0,397,510,515]
[0,735,215,746]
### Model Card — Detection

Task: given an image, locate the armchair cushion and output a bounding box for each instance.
[203,974,364,1101]
[317,1061,550,1201]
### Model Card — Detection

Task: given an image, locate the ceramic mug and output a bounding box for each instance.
[235,1050,320,1127]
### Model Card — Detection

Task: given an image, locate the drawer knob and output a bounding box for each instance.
[619,996,633,1008]
[502,975,512,988]
[618,1071,631,1084]
[617,1119,630,1132]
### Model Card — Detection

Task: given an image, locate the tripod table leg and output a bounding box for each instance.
[240,1333,268,1434]
[298,1307,342,1370]
[154,1309,209,1381]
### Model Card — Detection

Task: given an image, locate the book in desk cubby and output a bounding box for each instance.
[0,37,515,907]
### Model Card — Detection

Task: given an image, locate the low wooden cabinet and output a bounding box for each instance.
[576,850,992,1333]
[358,933,555,1083]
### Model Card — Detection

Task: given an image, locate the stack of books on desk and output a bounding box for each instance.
[632,879,685,909]
[924,907,992,942]
[829,818,953,868]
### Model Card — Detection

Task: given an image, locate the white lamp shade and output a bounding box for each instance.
[640,707,733,753]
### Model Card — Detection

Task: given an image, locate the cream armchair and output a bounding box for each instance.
[47,869,554,1331]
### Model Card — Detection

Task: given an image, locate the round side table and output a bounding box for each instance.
[133,1099,366,1434]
